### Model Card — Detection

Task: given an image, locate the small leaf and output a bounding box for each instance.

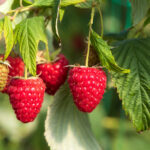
[14,17,48,76]
[90,30,130,73]
[45,83,102,150]
[33,0,85,7]
[52,0,61,41]
[4,16,14,60]
[111,38,150,132]
[0,19,4,40]
[59,8,65,22]
[130,0,150,25]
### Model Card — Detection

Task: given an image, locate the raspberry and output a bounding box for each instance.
[8,78,46,123]
[68,67,107,112]
[0,55,24,93]
[0,62,9,91]
[37,54,69,95]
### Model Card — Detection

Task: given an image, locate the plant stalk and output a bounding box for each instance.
[85,7,95,67]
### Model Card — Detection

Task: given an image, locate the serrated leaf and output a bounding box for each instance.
[3,16,14,60]
[45,83,102,150]
[130,0,150,25]
[111,38,150,132]
[14,16,48,76]
[0,19,4,40]
[90,30,130,73]
[33,0,85,7]
[52,0,61,41]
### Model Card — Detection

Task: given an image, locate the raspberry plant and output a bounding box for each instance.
[0,0,150,149]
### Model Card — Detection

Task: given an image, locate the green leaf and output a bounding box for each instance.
[59,8,65,22]
[90,30,130,73]
[111,38,150,132]
[75,0,102,8]
[33,0,85,7]
[14,16,48,76]
[0,19,4,40]
[45,83,102,150]
[52,0,61,41]
[3,16,14,60]
[130,0,150,25]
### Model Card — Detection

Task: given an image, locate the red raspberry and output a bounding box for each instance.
[68,67,107,112]
[0,55,24,93]
[37,54,69,95]
[8,78,46,123]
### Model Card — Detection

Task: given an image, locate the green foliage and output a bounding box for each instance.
[3,16,14,60]
[111,38,150,132]
[75,0,103,8]
[14,16,48,76]
[130,0,150,25]
[45,83,101,150]
[59,8,65,22]
[0,19,4,40]
[33,0,85,7]
[90,30,130,73]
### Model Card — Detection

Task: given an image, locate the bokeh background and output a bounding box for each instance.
[1,0,150,150]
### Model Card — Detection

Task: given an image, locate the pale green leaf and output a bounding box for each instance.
[111,38,150,132]
[90,30,130,73]
[130,0,150,25]
[4,16,14,60]
[14,16,48,76]
[33,0,85,7]
[45,83,101,150]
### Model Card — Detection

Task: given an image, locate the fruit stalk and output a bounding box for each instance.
[85,7,95,67]
[97,6,104,37]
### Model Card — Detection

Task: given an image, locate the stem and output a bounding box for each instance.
[25,66,28,79]
[97,6,104,37]
[85,7,95,67]
[20,0,23,7]
[11,10,19,21]
[7,5,33,14]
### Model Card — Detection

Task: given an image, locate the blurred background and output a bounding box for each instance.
[1,0,150,150]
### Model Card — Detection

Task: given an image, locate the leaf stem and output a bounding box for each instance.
[7,5,33,15]
[25,65,28,79]
[20,0,23,7]
[97,6,103,37]
[85,7,95,67]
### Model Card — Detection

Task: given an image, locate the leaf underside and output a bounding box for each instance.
[111,38,150,132]
[45,83,101,150]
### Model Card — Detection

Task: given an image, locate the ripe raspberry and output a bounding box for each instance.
[8,78,46,123]
[0,62,9,91]
[0,55,25,93]
[68,67,107,112]
[37,54,69,95]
